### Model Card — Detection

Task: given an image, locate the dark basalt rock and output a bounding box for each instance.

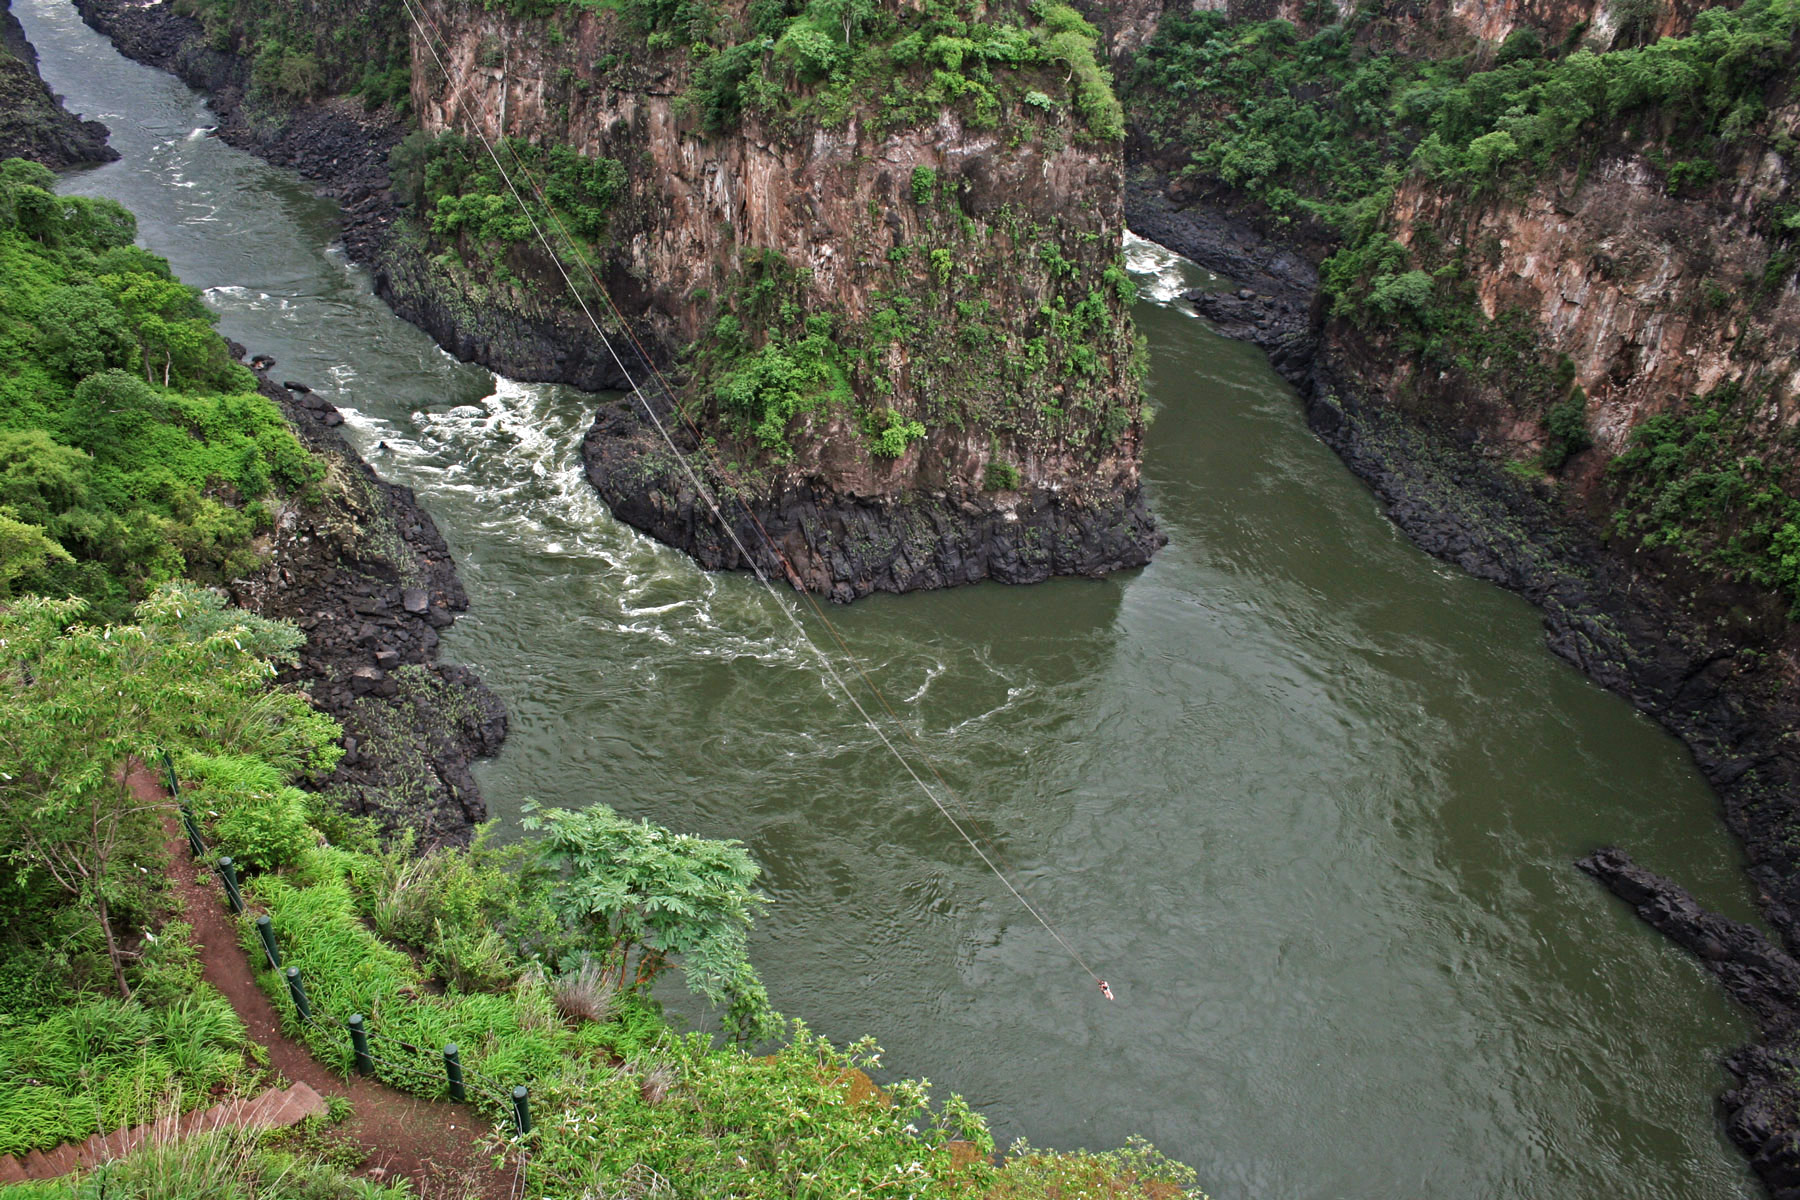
[1580,849,1800,1200]
[0,0,115,168]
[581,399,1164,603]
[229,368,506,847]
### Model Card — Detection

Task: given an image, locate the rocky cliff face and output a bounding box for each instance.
[0,0,114,167]
[96,0,1161,600]
[1090,0,1728,57]
[1375,138,1800,472]
[79,0,1160,599]
[388,0,1160,599]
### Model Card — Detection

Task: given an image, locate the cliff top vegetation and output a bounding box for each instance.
[0,157,319,620]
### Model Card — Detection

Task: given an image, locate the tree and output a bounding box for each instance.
[521,801,779,1040]
[0,504,72,597]
[96,272,225,389]
[0,585,338,995]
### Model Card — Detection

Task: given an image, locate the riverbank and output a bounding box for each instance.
[231,362,506,845]
[1124,168,1800,1194]
[0,0,110,165]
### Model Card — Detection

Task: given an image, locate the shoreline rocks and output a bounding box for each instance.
[1581,849,1800,1200]
[0,0,114,168]
[582,398,1165,603]
[230,361,506,847]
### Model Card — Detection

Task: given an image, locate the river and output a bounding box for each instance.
[14,1,1768,1193]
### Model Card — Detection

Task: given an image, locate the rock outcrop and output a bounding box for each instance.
[0,0,114,167]
[1581,848,1800,1200]
[77,0,1162,602]
[230,363,506,847]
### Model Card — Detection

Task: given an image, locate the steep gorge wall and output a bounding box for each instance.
[88,0,1162,601]
[401,0,1159,600]
[0,0,114,166]
[1091,0,1726,56]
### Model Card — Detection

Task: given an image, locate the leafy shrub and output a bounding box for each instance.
[984,459,1022,491]
[1540,387,1593,469]
[214,786,313,874]
[870,409,927,458]
[714,329,849,460]
[910,164,938,205]
[0,163,322,617]
[401,134,627,251]
[352,828,564,989]
[1609,384,1800,613]
[989,1135,1203,1198]
[522,801,776,1040]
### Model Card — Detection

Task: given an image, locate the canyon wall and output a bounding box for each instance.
[1091,0,1731,55]
[0,0,113,166]
[1112,0,1800,1191]
[404,0,1160,599]
[88,0,1162,601]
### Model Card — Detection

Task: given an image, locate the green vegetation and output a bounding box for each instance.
[0,585,334,996]
[0,584,327,1156]
[689,209,1139,473]
[0,1122,414,1199]
[0,158,319,619]
[665,0,1121,141]
[0,941,251,1157]
[1130,0,1800,232]
[389,130,628,252]
[1609,383,1800,614]
[171,0,412,110]
[0,163,1189,1200]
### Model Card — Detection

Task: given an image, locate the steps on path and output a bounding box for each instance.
[0,1082,328,1183]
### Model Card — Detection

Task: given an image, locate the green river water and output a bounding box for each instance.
[15,0,1773,1192]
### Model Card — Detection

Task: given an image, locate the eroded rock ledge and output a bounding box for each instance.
[230,362,506,846]
[583,400,1164,603]
[1581,849,1800,1200]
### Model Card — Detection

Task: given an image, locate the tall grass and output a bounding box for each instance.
[0,1110,414,1199]
[0,985,249,1156]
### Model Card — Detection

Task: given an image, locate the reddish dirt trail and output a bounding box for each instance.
[135,766,516,1200]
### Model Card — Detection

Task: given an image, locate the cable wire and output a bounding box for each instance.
[392,0,1106,988]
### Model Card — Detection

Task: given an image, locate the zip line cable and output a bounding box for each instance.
[392,0,1108,991]
[389,9,1052,920]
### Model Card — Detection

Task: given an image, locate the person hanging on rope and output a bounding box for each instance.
[1098,980,1114,1001]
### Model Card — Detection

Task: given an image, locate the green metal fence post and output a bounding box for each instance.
[217,855,243,913]
[284,965,311,1024]
[512,1086,531,1137]
[255,915,280,969]
[444,1044,466,1102]
[348,1014,373,1075]
[181,809,205,858]
[167,753,204,857]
